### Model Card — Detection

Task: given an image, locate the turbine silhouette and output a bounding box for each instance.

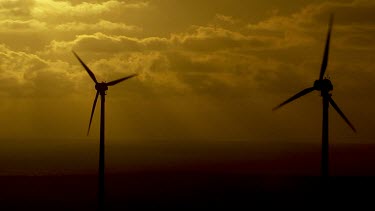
[73,51,137,209]
[273,15,356,177]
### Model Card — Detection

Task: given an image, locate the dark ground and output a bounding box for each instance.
[0,142,374,210]
[0,172,374,210]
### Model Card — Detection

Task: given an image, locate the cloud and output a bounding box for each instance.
[246,0,375,49]
[34,13,277,98]
[54,20,141,32]
[214,14,238,25]
[0,44,45,96]
[43,27,271,96]
[47,32,169,53]
[0,19,47,32]
[0,44,90,98]
[3,0,375,101]
[171,26,274,51]
[0,0,34,18]
[31,0,148,19]
[49,24,276,54]
[0,0,148,28]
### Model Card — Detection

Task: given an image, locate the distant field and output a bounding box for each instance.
[0,173,374,210]
[0,141,374,210]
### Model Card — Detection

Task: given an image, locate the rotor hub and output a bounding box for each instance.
[314,79,333,92]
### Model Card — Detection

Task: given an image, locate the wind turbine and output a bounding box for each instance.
[73,51,137,209]
[272,15,356,177]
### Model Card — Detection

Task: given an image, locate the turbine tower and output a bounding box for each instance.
[273,15,356,177]
[73,51,137,209]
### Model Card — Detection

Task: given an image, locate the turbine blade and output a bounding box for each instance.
[106,74,138,86]
[87,91,99,136]
[72,51,98,84]
[328,96,356,133]
[319,14,334,80]
[273,87,315,111]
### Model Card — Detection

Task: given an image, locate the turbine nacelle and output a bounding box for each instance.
[95,82,109,93]
[313,79,333,93]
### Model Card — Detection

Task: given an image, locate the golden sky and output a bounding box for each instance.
[0,0,374,175]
